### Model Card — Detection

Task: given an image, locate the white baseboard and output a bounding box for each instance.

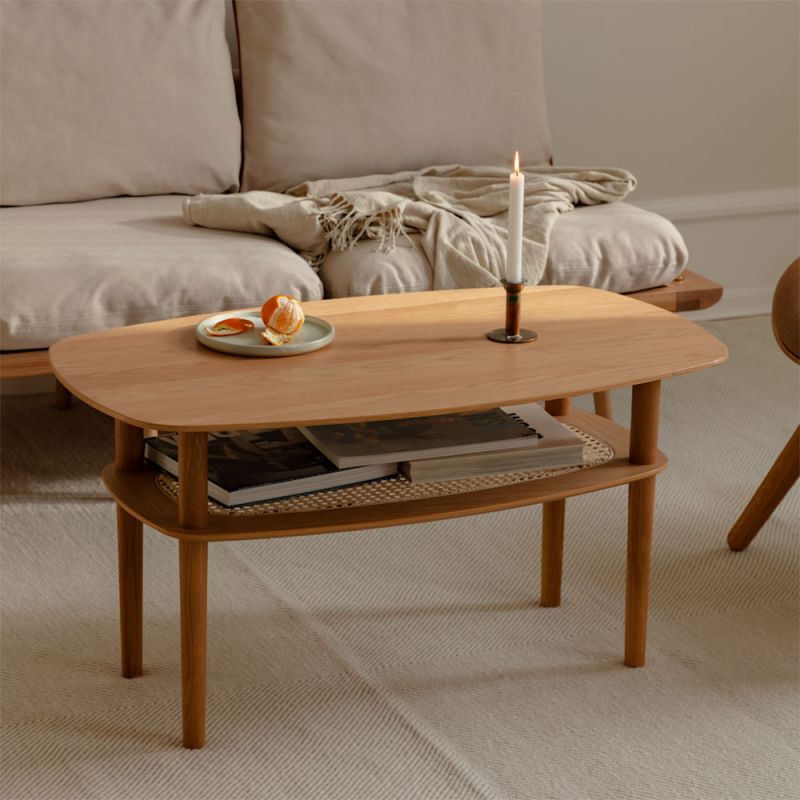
[636,188,799,321]
[635,187,799,222]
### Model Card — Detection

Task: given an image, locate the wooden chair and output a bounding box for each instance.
[727,258,800,551]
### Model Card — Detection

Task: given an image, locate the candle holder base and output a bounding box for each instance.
[485,280,537,344]
[486,328,538,344]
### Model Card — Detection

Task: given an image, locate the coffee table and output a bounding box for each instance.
[50,286,728,749]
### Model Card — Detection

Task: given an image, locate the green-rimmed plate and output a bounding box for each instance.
[196,311,335,358]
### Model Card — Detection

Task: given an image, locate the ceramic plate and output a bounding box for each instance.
[196,312,334,358]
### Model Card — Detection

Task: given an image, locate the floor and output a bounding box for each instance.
[1,315,797,800]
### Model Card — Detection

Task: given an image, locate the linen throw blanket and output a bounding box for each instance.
[183,165,636,289]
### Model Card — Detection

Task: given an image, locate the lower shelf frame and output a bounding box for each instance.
[102,410,667,542]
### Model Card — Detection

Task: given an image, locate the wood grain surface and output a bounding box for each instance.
[178,432,208,530]
[540,499,566,607]
[0,271,721,382]
[629,271,722,312]
[727,426,800,551]
[115,422,144,678]
[179,540,208,748]
[51,287,727,432]
[0,349,52,378]
[624,381,661,667]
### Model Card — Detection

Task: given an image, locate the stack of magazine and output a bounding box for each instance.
[145,403,584,507]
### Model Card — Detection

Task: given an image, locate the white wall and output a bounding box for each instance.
[226,0,798,318]
[543,0,800,318]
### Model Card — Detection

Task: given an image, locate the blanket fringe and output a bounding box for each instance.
[300,250,327,270]
[317,193,409,254]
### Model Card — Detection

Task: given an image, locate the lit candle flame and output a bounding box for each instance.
[513,151,520,175]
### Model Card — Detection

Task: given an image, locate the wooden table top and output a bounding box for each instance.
[50,286,728,431]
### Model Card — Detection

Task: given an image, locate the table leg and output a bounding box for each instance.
[178,432,209,530]
[180,540,208,749]
[539,399,570,609]
[115,421,144,678]
[177,431,209,748]
[540,499,565,607]
[593,391,613,420]
[545,397,571,416]
[118,510,143,678]
[625,381,661,667]
[54,378,72,410]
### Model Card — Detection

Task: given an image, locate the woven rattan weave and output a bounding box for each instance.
[154,426,613,516]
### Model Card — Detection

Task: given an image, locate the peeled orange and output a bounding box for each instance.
[260,295,305,337]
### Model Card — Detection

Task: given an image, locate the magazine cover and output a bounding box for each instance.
[300,407,545,467]
[146,429,385,492]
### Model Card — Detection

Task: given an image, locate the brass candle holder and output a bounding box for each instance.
[486,280,537,344]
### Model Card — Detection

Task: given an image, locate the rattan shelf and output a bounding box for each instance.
[102,411,666,542]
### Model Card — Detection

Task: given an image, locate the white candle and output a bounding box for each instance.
[506,151,525,284]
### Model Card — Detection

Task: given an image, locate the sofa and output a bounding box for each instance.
[0,0,718,376]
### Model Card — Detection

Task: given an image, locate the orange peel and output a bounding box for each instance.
[261,328,293,346]
[205,317,255,337]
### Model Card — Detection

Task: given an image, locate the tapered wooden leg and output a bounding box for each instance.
[180,540,208,749]
[117,509,143,678]
[541,499,565,607]
[545,397,571,416]
[540,401,570,606]
[177,431,209,748]
[54,378,72,410]
[625,477,655,667]
[625,381,661,668]
[114,420,145,677]
[728,426,800,551]
[593,391,613,420]
[178,432,209,531]
[115,420,144,469]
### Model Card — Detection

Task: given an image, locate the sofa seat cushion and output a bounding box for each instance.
[319,202,688,298]
[0,196,323,351]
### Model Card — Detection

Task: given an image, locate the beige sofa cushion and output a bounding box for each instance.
[0,196,323,350]
[0,0,241,206]
[236,0,552,192]
[319,202,687,297]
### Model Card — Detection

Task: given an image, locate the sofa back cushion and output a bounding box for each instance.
[236,0,552,192]
[0,0,241,206]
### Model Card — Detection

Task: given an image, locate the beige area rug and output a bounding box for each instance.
[1,315,797,800]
